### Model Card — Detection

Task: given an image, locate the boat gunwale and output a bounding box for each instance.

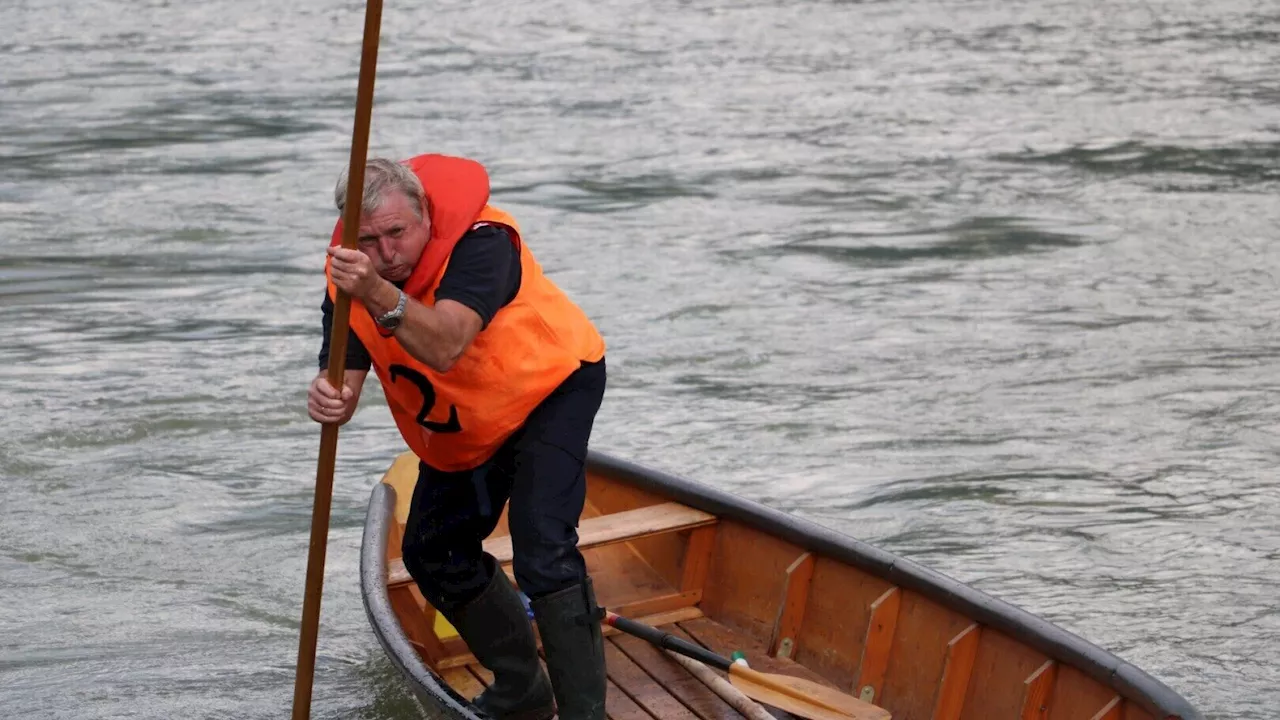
[359,450,1205,720]
[361,483,478,720]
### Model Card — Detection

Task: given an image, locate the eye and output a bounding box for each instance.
[389,227,404,238]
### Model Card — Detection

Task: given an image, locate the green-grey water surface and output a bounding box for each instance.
[3,1,1278,718]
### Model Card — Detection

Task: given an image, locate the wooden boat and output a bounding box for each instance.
[361,451,1204,720]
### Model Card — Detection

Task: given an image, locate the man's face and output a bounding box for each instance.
[355,191,430,282]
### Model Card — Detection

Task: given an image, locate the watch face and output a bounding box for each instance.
[380,315,402,330]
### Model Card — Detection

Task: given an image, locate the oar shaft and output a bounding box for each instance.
[665,650,774,720]
[291,423,340,718]
[604,612,731,671]
[291,0,383,718]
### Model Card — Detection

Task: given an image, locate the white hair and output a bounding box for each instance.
[334,158,426,220]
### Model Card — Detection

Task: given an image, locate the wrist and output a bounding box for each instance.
[372,283,408,331]
[364,280,400,316]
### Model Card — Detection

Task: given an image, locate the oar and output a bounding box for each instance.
[603,612,890,720]
[290,0,383,718]
[661,646,775,720]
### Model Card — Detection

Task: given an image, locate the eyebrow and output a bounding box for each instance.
[359,224,404,241]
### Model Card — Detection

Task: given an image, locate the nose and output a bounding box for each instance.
[377,235,396,262]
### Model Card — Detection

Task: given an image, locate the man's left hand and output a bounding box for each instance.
[328,246,381,301]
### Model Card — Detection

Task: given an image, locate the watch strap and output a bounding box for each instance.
[375,290,407,328]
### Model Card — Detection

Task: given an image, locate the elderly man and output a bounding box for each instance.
[308,154,607,720]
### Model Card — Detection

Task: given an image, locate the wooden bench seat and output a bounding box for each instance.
[387,501,717,588]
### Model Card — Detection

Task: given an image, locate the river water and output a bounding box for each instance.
[2,1,1277,718]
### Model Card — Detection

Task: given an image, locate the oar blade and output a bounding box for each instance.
[728,673,884,720]
[729,671,891,720]
[751,671,887,719]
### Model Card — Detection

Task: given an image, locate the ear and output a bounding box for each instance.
[418,193,431,225]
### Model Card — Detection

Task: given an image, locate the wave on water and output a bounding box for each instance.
[996,139,1280,190]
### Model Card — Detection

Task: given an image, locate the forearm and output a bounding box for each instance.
[363,280,465,372]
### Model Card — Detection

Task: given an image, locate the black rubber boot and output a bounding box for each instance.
[530,578,607,720]
[443,568,556,720]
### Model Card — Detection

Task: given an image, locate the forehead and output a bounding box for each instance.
[361,192,421,228]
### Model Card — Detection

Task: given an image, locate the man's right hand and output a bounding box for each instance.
[308,374,356,424]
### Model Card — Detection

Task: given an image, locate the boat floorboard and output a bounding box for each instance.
[441,617,839,720]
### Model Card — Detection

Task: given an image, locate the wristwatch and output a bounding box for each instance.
[375,290,408,330]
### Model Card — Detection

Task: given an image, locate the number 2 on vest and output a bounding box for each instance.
[388,365,462,433]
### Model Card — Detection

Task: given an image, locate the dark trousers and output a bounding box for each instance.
[401,359,606,614]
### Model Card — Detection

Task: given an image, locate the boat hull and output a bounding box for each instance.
[361,450,1204,720]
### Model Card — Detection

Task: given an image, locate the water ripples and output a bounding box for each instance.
[4,0,1279,718]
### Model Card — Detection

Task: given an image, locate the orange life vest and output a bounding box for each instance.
[325,154,605,471]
